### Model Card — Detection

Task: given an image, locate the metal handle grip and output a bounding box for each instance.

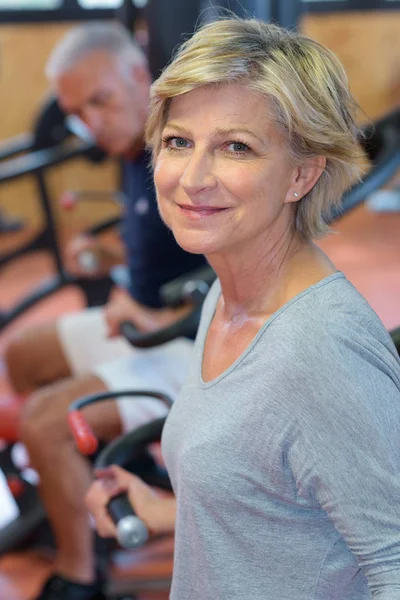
[108,492,149,548]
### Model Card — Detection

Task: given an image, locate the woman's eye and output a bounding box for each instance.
[163,136,189,150]
[226,141,250,153]
[171,137,188,148]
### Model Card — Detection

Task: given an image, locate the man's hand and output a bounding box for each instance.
[104,289,192,337]
[86,465,176,538]
[64,234,125,279]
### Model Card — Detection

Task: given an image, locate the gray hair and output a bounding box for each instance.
[46,22,147,81]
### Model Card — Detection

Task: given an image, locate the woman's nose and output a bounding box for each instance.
[179,153,217,195]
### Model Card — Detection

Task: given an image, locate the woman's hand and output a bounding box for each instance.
[85,465,176,538]
[104,289,192,337]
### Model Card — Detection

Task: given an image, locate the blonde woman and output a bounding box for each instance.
[87,18,400,599]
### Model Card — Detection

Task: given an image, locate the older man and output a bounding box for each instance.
[5,22,205,600]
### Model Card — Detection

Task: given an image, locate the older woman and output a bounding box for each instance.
[86,18,400,599]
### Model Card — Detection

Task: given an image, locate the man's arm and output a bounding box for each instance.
[104,288,192,337]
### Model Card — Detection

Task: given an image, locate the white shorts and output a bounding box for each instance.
[57,308,194,432]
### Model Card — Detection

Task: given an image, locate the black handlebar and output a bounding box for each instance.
[69,390,172,456]
[68,393,171,549]
[120,266,216,348]
[328,108,400,223]
[119,304,201,348]
[160,265,216,307]
[0,132,34,161]
[0,139,96,184]
[95,416,169,549]
[107,492,150,547]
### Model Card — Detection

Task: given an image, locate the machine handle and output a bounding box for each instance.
[68,410,98,456]
[107,492,149,548]
[68,391,172,456]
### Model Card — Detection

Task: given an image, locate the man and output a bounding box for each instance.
[4,22,205,600]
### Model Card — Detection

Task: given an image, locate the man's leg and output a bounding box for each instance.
[4,307,132,397]
[5,322,72,395]
[19,336,194,585]
[5,308,139,598]
[19,374,122,586]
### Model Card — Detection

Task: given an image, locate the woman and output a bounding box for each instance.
[86,18,400,599]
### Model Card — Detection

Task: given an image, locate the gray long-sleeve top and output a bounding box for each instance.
[162,272,400,599]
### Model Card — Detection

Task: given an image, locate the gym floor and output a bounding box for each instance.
[0,201,399,600]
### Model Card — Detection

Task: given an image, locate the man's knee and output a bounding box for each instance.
[19,375,119,452]
[19,385,70,451]
[4,322,70,394]
[4,330,34,392]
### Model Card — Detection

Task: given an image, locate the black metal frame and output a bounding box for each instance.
[0,137,120,331]
[328,108,400,223]
[302,0,400,13]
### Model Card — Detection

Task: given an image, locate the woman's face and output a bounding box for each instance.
[154,84,299,257]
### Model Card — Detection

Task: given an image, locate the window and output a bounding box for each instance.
[0,0,398,23]
[78,0,122,7]
[0,0,61,7]
[0,0,121,22]
[78,0,147,6]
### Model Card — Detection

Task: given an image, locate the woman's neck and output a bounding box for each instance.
[207,231,336,324]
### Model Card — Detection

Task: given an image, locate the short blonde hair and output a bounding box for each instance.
[146,18,365,239]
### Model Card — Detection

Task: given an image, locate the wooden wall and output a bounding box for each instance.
[0,11,399,229]
[301,11,400,122]
[0,23,118,235]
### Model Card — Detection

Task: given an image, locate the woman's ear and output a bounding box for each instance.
[285,155,326,204]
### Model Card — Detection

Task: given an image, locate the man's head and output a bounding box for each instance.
[46,23,151,156]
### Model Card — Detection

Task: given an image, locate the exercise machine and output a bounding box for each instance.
[0,95,118,332]
[0,264,215,561]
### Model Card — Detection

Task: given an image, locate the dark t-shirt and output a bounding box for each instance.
[120,152,206,308]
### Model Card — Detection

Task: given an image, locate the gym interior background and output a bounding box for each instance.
[0,1,399,599]
[1,1,399,232]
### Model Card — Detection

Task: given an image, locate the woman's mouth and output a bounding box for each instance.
[177,204,229,218]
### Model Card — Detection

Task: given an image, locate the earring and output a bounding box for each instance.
[293,192,299,197]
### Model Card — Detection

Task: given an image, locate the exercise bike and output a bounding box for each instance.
[0,264,216,564]
[0,94,121,332]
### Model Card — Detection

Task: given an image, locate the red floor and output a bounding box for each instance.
[0,203,399,600]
